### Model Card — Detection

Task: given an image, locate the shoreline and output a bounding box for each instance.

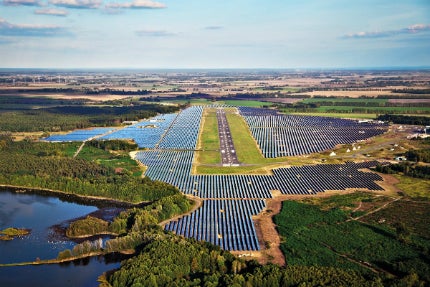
[0,184,149,209]
[0,250,135,267]
[66,231,119,239]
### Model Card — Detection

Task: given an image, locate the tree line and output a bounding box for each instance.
[377,114,430,126]
[374,163,430,180]
[0,136,179,202]
[0,103,179,132]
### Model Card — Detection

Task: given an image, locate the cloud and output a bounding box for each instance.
[105,0,166,9]
[0,17,69,37]
[34,8,68,16]
[2,0,41,6]
[205,26,223,30]
[343,23,430,39]
[49,0,101,9]
[135,29,175,37]
[407,24,430,33]
[0,37,14,44]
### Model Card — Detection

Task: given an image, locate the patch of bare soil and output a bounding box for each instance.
[4,92,131,102]
[388,98,430,104]
[373,173,402,196]
[253,195,286,266]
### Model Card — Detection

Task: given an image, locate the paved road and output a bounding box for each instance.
[216,109,240,166]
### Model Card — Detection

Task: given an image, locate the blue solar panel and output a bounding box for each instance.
[43,105,388,252]
[165,200,265,251]
[44,127,116,142]
[238,107,388,158]
[100,113,177,148]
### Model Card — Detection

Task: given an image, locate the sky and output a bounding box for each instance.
[0,0,429,69]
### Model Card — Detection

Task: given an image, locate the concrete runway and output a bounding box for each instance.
[216,109,240,166]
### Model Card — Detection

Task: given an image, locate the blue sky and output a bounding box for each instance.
[0,0,429,68]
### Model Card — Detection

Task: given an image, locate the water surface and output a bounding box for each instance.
[0,189,125,286]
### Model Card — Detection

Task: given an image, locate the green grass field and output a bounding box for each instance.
[302,98,388,104]
[393,174,430,200]
[286,112,378,119]
[196,109,221,164]
[77,145,143,176]
[223,100,271,107]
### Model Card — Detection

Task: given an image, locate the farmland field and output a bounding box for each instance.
[315,106,430,113]
[302,98,388,104]
[287,112,378,119]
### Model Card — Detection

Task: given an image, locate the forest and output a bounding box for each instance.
[274,199,430,286]
[106,235,384,287]
[0,135,179,202]
[58,193,193,259]
[374,163,430,180]
[0,96,179,132]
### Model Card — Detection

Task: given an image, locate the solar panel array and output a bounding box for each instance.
[158,106,203,150]
[44,105,388,252]
[100,113,177,148]
[238,107,388,158]
[44,127,116,142]
[134,106,388,251]
[136,150,383,199]
[165,200,265,251]
[137,149,383,250]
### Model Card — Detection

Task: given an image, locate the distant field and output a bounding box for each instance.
[165,99,271,107]
[315,106,430,113]
[253,87,301,93]
[223,100,270,107]
[167,99,213,105]
[302,98,388,104]
[388,98,430,104]
[286,112,378,119]
[293,90,403,98]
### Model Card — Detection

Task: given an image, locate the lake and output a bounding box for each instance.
[0,188,124,286]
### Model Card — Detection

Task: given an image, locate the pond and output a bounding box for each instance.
[0,188,125,286]
[0,256,121,287]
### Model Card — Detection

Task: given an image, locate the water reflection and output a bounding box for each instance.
[0,256,122,287]
[0,188,128,286]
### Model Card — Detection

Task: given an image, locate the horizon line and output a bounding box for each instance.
[1,66,430,73]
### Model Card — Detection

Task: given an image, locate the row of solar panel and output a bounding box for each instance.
[44,127,116,142]
[136,150,384,199]
[238,108,387,158]
[165,199,266,251]
[101,113,177,148]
